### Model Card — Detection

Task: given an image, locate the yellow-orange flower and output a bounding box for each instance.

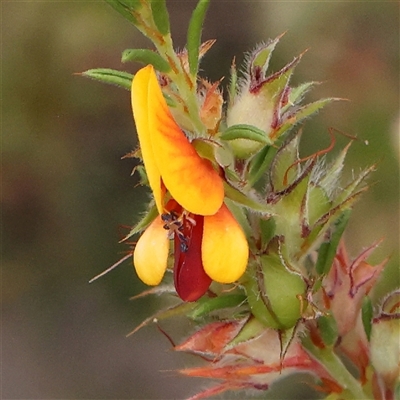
[131,65,248,301]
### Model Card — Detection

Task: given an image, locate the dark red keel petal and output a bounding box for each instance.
[174,215,212,302]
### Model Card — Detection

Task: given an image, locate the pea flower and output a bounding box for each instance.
[131,65,249,302]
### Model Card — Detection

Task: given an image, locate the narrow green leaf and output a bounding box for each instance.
[150,0,170,35]
[259,217,276,251]
[80,68,133,90]
[187,0,210,76]
[228,59,238,108]
[121,49,171,72]
[188,294,247,319]
[362,296,373,341]
[317,314,338,347]
[273,98,336,140]
[288,81,316,105]
[121,204,159,242]
[105,0,141,25]
[227,317,266,348]
[225,198,253,243]
[315,209,352,275]
[250,34,282,77]
[270,134,300,192]
[224,182,273,214]
[221,124,273,145]
[247,144,276,187]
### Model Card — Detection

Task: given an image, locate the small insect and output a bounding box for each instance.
[161,211,189,252]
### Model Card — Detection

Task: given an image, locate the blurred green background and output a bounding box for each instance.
[3,1,399,399]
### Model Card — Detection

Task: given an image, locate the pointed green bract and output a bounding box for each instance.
[105,0,141,25]
[250,35,281,78]
[288,81,316,105]
[121,204,159,242]
[273,98,336,139]
[187,0,210,76]
[224,182,272,214]
[315,209,351,275]
[259,217,276,252]
[269,134,300,192]
[81,68,133,90]
[188,294,247,319]
[317,314,338,347]
[121,49,171,72]
[228,60,238,107]
[247,144,276,187]
[362,296,373,341]
[150,0,170,35]
[227,317,266,348]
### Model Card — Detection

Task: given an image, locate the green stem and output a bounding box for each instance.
[155,35,205,135]
[134,3,205,135]
[303,337,367,399]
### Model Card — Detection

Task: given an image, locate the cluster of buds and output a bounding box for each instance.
[83,1,399,399]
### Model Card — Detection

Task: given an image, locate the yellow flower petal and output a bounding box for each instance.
[131,66,163,213]
[146,65,224,216]
[133,216,169,285]
[202,204,249,283]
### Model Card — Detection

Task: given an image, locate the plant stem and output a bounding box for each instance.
[303,337,367,399]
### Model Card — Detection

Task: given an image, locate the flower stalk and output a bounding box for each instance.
[84,1,398,398]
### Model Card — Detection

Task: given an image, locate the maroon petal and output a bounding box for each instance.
[174,214,212,302]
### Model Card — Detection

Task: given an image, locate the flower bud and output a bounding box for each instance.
[244,255,306,330]
[370,290,400,390]
[226,89,274,158]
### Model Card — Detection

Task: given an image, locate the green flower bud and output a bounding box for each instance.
[226,90,274,158]
[370,290,400,390]
[244,255,306,330]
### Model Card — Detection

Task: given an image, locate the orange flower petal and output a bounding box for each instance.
[202,204,249,283]
[133,216,169,285]
[131,66,163,213]
[145,65,224,216]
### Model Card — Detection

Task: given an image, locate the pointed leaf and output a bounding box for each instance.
[259,216,276,251]
[319,142,351,193]
[105,0,141,25]
[121,203,158,242]
[126,301,197,336]
[224,182,273,214]
[270,134,300,192]
[224,198,253,243]
[274,98,336,139]
[187,0,210,76]
[81,68,133,90]
[250,34,283,78]
[228,58,238,108]
[317,314,338,347]
[306,184,331,226]
[362,296,373,341]
[247,143,276,187]
[150,0,170,35]
[226,317,266,348]
[188,294,247,319]
[334,164,375,206]
[122,49,171,72]
[288,81,317,105]
[257,54,302,99]
[315,209,352,275]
